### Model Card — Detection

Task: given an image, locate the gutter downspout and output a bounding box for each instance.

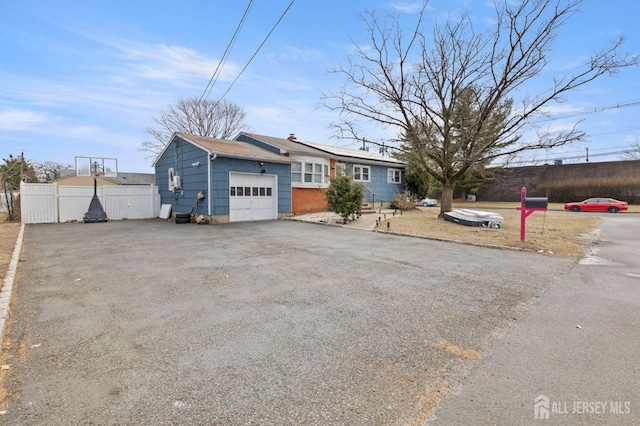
[208,153,217,216]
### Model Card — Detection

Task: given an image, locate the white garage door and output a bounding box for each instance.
[229,173,278,222]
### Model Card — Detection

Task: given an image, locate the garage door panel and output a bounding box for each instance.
[229,173,277,222]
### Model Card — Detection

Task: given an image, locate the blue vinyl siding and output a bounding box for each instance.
[211,157,291,215]
[346,163,403,204]
[155,138,209,215]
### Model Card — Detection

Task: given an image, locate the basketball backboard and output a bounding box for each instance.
[76,157,118,177]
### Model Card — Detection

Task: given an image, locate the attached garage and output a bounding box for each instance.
[153,133,291,223]
[229,172,278,222]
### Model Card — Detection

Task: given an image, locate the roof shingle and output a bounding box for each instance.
[177,133,291,164]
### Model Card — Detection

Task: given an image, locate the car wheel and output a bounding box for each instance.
[608,206,619,213]
[570,206,580,212]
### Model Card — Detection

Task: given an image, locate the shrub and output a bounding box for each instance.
[324,175,364,220]
[390,191,417,210]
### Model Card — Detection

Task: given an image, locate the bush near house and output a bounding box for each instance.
[324,175,364,221]
[389,191,417,211]
[537,177,640,203]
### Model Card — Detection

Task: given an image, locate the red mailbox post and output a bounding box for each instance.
[516,187,548,241]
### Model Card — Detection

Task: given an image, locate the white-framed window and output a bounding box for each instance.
[291,162,302,183]
[292,159,329,186]
[353,165,370,182]
[304,163,314,182]
[387,168,402,184]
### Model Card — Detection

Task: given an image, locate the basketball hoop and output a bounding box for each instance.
[84,162,108,223]
[75,157,117,178]
[90,160,104,177]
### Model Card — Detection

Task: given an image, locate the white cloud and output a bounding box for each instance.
[539,103,586,115]
[276,46,323,62]
[388,2,427,14]
[115,42,238,85]
[0,108,54,131]
[5,61,185,106]
[45,20,237,87]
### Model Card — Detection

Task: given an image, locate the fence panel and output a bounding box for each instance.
[103,186,160,220]
[20,183,159,223]
[59,186,100,222]
[20,182,57,224]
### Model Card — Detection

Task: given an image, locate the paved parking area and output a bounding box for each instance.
[2,219,575,424]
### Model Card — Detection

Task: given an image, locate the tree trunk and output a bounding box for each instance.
[439,181,455,218]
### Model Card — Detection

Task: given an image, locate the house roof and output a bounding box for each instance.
[111,172,155,185]
[238,132,326,157]
[153,133,291,166]
[52,172,154,185]
[237,132,405,167]
[297,140,405,166]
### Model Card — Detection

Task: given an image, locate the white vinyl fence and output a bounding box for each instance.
[20,182,160,224]
[20,183,57,223]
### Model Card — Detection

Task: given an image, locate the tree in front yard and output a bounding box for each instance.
[321,0,638,217]
[324,174,364,222]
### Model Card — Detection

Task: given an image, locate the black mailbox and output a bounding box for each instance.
[524,197,548,209]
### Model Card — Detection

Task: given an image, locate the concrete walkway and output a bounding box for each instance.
[287,209,399,231]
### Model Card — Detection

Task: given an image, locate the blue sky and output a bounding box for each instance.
[1,0,639,173]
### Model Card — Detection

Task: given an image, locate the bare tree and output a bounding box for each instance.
[322,0,638,215]
[35,161,73,182]
[141,98,250,157]
[622,139,640,160]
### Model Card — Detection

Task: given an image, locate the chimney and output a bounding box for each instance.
[287,133,297,141]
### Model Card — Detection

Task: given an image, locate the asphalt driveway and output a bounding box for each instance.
[3,219,575,425]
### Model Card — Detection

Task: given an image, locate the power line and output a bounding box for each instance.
[531,99,640,123]
[214,0,296,104]
[199,0,255,103]
[587,126,640,138]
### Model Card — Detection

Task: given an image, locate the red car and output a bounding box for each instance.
[564,198,628,213]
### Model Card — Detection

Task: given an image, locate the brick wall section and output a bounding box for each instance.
[477,160,640,202]
[292,188,328,213]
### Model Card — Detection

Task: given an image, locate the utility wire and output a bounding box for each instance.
[199,0,255,103]
[214,0,296,104]
[531,99,640,123]
[587,126,640,137]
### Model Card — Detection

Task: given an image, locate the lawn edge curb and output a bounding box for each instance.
[0,222,25,341]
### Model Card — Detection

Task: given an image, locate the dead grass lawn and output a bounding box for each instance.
[0,213,21,279]
[376,206,600,257]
